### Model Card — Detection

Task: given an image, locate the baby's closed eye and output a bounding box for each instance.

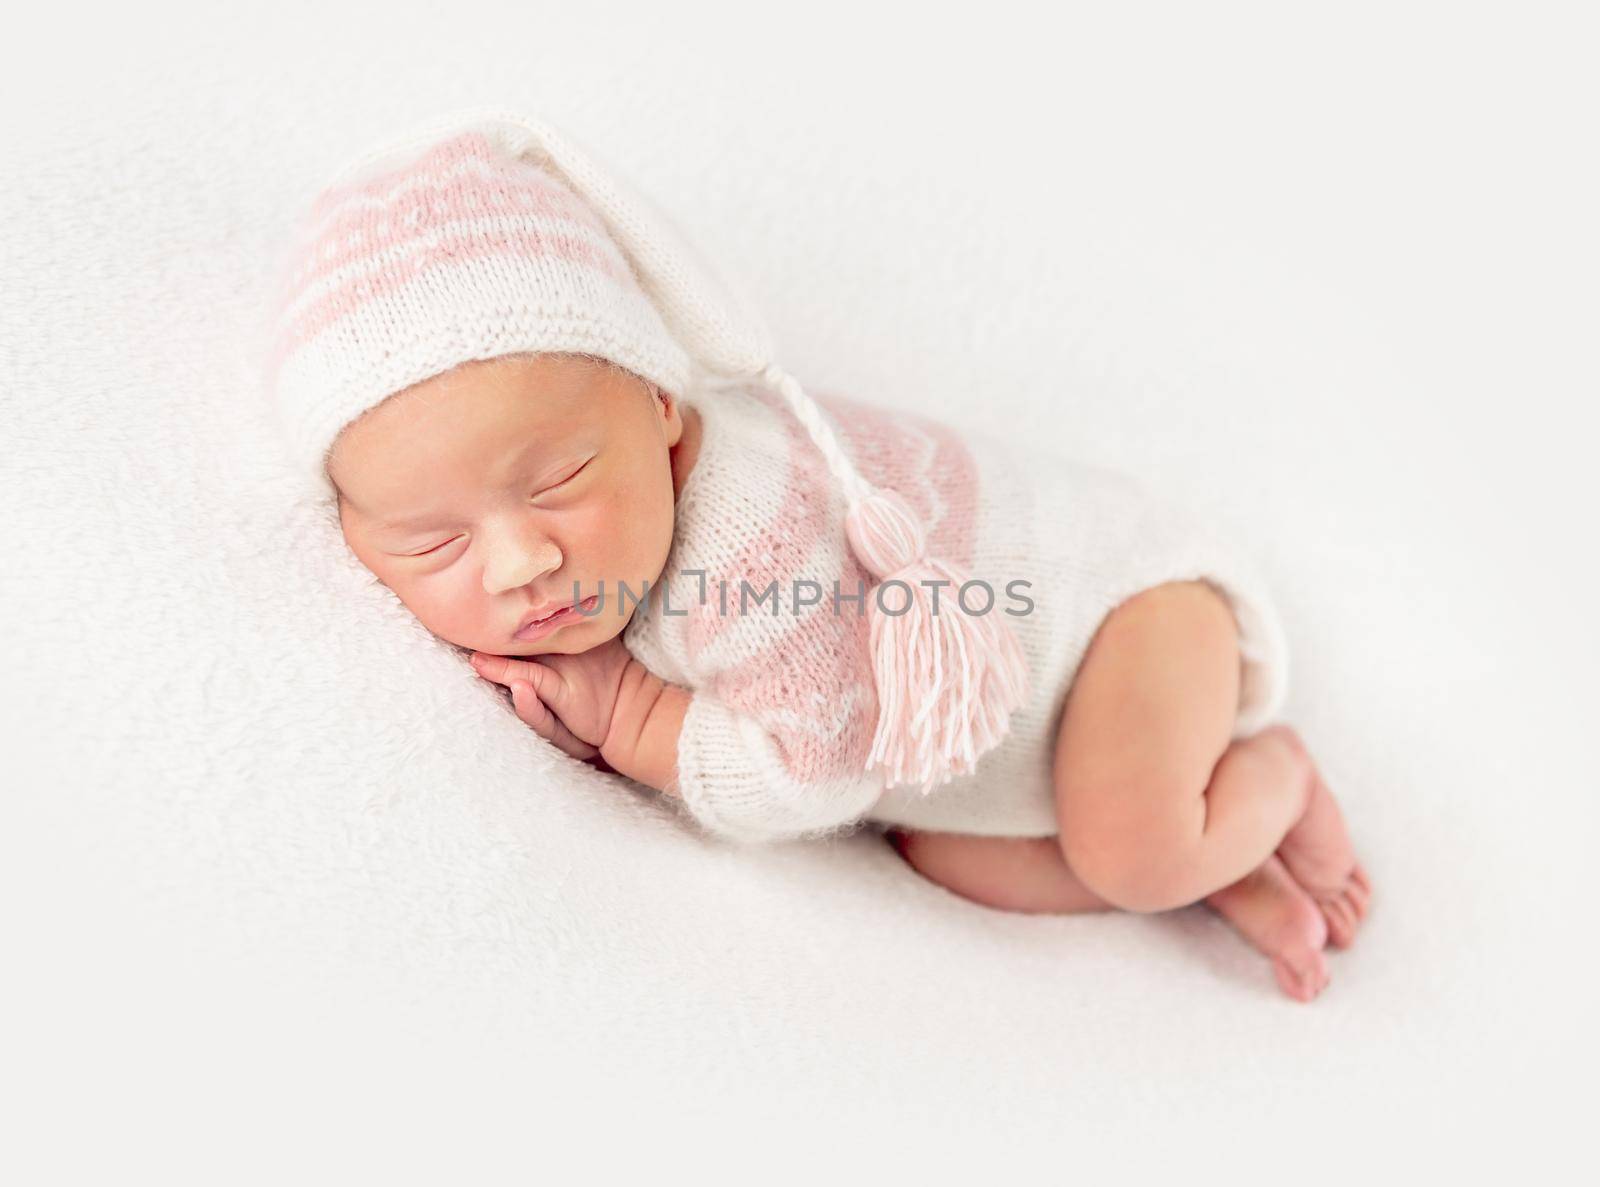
[532,457,592,502]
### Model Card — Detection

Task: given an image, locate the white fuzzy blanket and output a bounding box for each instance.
[4,3,1592,1179]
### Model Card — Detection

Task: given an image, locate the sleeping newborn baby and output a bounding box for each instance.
[267,109,1370,1003]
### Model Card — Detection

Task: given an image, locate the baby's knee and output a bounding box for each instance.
[1057,812,1203,913]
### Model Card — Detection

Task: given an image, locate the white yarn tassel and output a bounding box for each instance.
[756,364,1032,795]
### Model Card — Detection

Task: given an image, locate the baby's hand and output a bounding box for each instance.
[469,637,635,766]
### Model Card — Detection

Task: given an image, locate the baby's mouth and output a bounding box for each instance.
[515,594,600,639]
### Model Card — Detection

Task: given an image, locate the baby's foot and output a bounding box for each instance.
[1268,727,1372,949]
[1205,854,1330,1002]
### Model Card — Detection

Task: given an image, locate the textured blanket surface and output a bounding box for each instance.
[4,3,1592,1180]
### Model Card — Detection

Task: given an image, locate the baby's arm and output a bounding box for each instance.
[477,643,882,843]
[601,658,689,797]
[603,658,884,844]
[624,684,889,851]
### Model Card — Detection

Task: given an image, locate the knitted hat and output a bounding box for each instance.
[263,105,1030,795]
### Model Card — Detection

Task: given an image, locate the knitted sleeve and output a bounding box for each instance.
[661,519,888,846]
[670,690,886,845]
[626,380,981,845]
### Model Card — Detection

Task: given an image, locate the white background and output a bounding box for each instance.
[3,1,1595,1181]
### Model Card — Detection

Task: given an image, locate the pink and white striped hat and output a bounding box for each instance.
[262,106,1029,795]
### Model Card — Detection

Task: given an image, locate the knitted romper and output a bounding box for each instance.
[622,375,1290,847]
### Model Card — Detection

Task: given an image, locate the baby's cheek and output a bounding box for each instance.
[623,491,675,559]
[577,498,630,555]
[399,569,474,621]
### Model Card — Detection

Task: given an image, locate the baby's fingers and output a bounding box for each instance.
[510,681,598,762]
[471,650,542,688]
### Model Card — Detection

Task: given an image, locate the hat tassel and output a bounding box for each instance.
[756,364,1033,796]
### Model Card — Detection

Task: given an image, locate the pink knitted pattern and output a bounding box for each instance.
[672,384,980,786]
[267,129,674,426]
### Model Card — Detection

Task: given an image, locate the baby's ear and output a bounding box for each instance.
[652,388,684,449]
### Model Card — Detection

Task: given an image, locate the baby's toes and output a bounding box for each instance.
[1350,862,1372,900]
[1346,872,1372,920]
[1273,949,1330,1003]
[1321,893,1358,949]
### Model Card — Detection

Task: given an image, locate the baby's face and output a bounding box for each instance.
[327,352,687,657]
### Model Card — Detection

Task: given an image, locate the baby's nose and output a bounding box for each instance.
[482,529,563,596]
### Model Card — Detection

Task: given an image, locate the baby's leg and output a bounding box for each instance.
[1268,733,1373,949]
[885,828,1333,1000]
[885,829,1113,914]
[1051,581,1314,913]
